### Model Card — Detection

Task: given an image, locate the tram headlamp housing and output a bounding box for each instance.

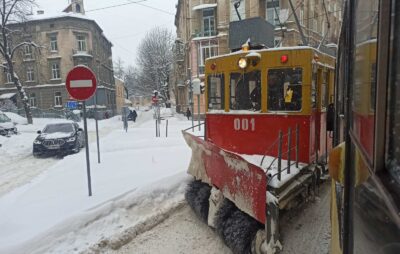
[238,57,248,69]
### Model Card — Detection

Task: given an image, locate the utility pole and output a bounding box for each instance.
[196,41,201,131]
[188,68,194,132]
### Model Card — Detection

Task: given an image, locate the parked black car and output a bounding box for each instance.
[33,122,84,157]
[0,111,17,136]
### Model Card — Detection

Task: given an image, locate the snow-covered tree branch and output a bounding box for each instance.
[135,27,174,100]
[0,0,37,124]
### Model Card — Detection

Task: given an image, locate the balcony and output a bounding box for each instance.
[192,30,217,39]
[72,49,93,58]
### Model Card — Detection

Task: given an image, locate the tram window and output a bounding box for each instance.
[321,72,328,110]
[267,68,302,111]
[312,70,317,109]
[207,75,224,110]
[230,71,261,110]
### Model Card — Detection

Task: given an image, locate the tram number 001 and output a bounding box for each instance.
[233,118,255,131]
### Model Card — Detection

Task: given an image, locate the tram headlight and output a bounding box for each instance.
[238,57,248,69]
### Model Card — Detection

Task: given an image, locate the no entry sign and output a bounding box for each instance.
[66,66,97,101]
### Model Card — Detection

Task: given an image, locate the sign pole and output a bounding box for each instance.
[197,94,201,131]
[66,65,97,197]
[94,93,100,163]
[82,101,92,197]
[188,68,194,132]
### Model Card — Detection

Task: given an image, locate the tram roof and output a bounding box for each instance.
[207,46,335,61]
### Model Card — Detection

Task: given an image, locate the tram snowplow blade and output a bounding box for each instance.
[183,132,267,224]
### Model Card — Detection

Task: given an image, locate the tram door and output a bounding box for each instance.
[315,67,330,163]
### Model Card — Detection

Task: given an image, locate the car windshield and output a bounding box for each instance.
[43,123,74,134]
[0,113,11,123]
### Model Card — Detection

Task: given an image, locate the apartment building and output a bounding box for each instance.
[173,0,342,114]
[0,0,116,113]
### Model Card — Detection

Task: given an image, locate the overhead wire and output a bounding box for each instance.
[86,0,147,13]
[126,0,175,16]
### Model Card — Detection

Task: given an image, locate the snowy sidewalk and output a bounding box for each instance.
[0,112,199,254]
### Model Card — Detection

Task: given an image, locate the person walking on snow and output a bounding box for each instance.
[186,108,192,120]
[132,109,137,122]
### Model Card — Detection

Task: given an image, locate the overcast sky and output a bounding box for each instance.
[35,0,177,67]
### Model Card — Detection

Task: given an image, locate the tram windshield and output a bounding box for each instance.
[267,68,303,111]
[230,71,261,110]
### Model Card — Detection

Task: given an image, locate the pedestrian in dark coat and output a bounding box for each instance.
[186,108,191,120]
[132,110,138,122]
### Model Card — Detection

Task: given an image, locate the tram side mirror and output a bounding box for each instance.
[328,142,345,184]
[327,103,335,131]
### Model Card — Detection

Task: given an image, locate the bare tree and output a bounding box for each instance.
[113,57,125,80]
[136,27,174,100]
[124,65,137,97]
[0,0,38,124]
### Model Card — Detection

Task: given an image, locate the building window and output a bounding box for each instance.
[266,0,280,26]
[26,67,35,82]
[6,72,12,83]
[202,9,216,37]
[54,92,62,106]
[274,37,282,47]
[300,8,304,26]
[333,3,337,17]
[29,93,36,107]
[199,40,218,75]
[230,0,246,22]
[268,68,303,111]
[24,44,32,58]
[51,63,61,79]
[313,18,318,32]
[50,36,58,52]
[77,35,87,52]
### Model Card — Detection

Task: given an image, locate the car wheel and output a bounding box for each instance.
[73,142,80,153]
[80,140,84,148]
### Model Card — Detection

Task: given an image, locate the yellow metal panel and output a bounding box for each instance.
[205,76,209,112]
[204,47,335,116]
[261,69,267,113]
[224,71,230,112]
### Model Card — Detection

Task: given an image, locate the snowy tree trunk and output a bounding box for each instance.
[5,56,33,124]
[0,0,35,124]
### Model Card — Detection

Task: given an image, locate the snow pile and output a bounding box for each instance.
[0,112,195,254]
[3,112,28,125]
[160,107,175,118]
[0,135,7,144]
[241,154,306,188]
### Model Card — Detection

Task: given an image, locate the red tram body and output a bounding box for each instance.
[183,46,335,253]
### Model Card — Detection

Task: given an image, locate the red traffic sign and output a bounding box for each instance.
[66,66,97,101]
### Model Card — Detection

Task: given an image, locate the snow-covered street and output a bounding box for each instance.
[98,182,331,254]
[0,110,333,254]
[0,110,201,254]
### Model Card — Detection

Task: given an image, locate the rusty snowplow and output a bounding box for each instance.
[183,131,320,254]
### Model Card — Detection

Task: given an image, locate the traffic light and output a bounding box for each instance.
[200,82,205,94]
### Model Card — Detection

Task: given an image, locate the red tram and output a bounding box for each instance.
[183,45,335,254]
